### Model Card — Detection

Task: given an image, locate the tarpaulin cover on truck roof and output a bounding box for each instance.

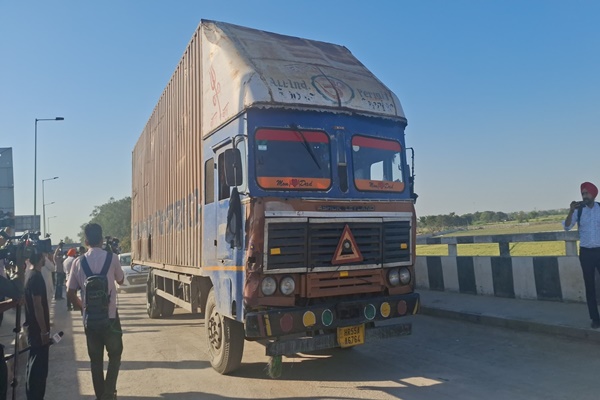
[199,20,405,137]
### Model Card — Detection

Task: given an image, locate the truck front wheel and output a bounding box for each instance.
[205,288,245,374]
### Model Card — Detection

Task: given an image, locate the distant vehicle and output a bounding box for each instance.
[117,252,149,292]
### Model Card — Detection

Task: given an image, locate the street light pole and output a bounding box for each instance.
[34,117,64,231]
[47,216,57,236]
[42,176,58,237]
[43,202,55,237]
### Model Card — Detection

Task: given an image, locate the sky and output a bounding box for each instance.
[1,0,599,242]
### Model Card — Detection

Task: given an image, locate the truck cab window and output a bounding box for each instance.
[218,153,230,200]
[254,128,332,190]
[205,158,215,204]
[352,135,404,192]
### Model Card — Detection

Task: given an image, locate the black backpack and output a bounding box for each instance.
[81,253,112,330]
[577,202,600,225]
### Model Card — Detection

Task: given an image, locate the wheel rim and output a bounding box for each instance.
[208,307,223,355]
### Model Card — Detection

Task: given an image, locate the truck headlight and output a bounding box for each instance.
[388,269,400,286]
[261,277,277,296]
[399,267,411,285]
[280,276,295,296]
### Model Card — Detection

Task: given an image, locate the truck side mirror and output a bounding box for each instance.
[224,148,243,187]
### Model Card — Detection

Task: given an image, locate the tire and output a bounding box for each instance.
[146,274,161,319]
[205,288,245,374]
[161,300,175,318]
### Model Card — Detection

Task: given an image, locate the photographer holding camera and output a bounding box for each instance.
[564,181,600,328]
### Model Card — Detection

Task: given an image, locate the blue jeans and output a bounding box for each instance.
[55,272,65,299]
[85,317,123,400]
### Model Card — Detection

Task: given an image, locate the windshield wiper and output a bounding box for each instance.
[290,124,321,171]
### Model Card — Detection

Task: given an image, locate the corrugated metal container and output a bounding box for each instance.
[132,20,405,269]
[132,29,203,268]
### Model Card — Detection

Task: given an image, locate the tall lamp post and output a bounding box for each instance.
[34,117,64,230]
[42,176,58,237]
[47,216,57,236]
[43,202,55,237]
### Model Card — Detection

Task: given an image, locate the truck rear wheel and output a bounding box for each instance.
[161,299,175,318]
[205,288,245,374]
[147,273,161,319]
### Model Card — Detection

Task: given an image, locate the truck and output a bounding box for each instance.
[132,20,419,375]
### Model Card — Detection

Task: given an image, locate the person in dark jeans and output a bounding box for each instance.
[24,251,50,400]
[67,224,124,400]
[564,182,600,328]
[85,318,123,400]
[53,246,65,300]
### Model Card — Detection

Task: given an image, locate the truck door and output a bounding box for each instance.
[202,156,218,266]
[203,144,241,266]
[215,149,234,264]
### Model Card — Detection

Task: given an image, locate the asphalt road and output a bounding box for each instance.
[3,291,599,400]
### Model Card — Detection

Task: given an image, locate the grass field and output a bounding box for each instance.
[416,216,572,256]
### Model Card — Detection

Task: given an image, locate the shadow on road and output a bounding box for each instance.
[117,394,357,400]
[76,359,212,372]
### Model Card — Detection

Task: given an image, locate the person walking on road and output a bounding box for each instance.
[564,181,600,328]
[63,248,77,311]
[67,223,124,400]
[24,250,51,400]
[53,245,66,300]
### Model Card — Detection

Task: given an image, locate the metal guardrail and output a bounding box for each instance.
[416,231,580,257]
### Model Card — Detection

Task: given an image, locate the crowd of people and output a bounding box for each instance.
[0,223,125,400]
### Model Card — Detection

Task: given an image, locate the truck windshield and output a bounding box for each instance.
[352,135,404,192]
[255,128,331,190]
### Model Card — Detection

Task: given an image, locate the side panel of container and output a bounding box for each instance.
[132,30,203,270]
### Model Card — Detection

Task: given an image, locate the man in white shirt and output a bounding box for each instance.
[63,248,77,311]
[67,223,124,400]
[564,181,600,328]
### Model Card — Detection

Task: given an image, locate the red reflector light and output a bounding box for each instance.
[280,313,294,333]
[397,301,408,316]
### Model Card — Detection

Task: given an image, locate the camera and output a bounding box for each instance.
[0,230,52,265]
[103,236,121,254]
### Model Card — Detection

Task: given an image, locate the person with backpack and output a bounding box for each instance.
[67,223,124,400]
[564,181,600,328]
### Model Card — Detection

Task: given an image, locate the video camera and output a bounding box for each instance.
[0,229,52,266]
[103,236,121,254]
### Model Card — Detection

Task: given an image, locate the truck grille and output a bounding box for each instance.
[306,270,385,297]
[309,223,381,267]
[265,219,411,272]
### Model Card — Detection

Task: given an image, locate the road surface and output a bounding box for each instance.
[2,291,598,399]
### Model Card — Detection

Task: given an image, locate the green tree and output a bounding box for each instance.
[79,197,131,252]
[63,236,76,244]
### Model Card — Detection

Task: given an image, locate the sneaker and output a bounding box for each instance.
[591,320,600,329]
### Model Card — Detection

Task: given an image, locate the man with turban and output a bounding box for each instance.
[564,182,600,328]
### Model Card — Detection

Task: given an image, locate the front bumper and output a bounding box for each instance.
[245,292,419,339]
[118,273,148,289]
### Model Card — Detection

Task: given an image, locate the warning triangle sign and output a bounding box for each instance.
[331,224,364,265]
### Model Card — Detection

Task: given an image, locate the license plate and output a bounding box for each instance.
[337,324,365,348]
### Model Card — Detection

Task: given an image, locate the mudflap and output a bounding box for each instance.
[265,322,412,357]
